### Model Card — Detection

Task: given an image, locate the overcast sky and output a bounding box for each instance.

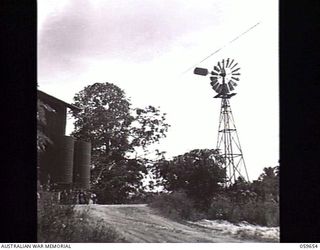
[38,0,279,180]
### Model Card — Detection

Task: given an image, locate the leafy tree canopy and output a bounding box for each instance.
[252,166,279,202]
[70,82,170,203]
[229,166,280,203]
[152,149,227,208]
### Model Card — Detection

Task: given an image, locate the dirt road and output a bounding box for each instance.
[75,204,266,243]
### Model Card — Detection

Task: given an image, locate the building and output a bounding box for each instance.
[37,90,91,191]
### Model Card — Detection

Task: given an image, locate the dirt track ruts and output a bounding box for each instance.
[75,204,258,243]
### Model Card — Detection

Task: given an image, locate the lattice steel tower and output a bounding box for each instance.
[194,58,249,185]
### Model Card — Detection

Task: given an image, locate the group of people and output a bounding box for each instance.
[59,189,97,204]
[78,191,97,204]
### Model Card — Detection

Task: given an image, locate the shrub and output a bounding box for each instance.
[149,191,205,221]
[207,195,234,220]
[208,195,279,226]
[127,191,158,204]
[37,190,125,242]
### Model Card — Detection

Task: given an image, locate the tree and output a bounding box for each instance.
[70,82,169,203]
[259,166,279,201]
[152,149,226,209]
[251,166,279,202]
[226,177,257,204]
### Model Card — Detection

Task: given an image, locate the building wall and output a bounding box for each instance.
[41,99,67,137]
[38,91,91,190]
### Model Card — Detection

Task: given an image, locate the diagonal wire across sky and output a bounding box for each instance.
[181,22,261,75]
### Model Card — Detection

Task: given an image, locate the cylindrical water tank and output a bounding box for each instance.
[73,140,91,189]
[53,135,75,184]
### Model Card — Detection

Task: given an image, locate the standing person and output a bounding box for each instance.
[83,191,88,204]
[60,190,67,204]
[74,190,79,204]
[88,196,93,205]
[66,189,73,204]
[91,193,97,204]
[78,191,85,204]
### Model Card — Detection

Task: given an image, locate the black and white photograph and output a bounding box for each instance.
[37,0,279,243]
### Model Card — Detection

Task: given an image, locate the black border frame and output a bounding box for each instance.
[1,0,320,242]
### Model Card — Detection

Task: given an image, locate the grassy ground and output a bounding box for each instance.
[149,191,279,227]
[37,190,125,243]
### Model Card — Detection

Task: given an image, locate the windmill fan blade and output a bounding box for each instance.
[211,81,219,87]
[231,77,240,81]
[214,66,220,72]
[211,71,219,76]
[229,59,235,68]
[222,59,225,69]
[230,80,238,86]
[211,78,218,84]
[232,73,241,76]
[226,58,230,67]
[232,67,240,73]
[212,83,220,92]
[231,63,238,69]
[210,77,218,81]
[212,80,219,86]
[228,82,234,91]
[211,80,218,87]
[218,62,222,70]
[222,84,229,94]
[216,84,223,93]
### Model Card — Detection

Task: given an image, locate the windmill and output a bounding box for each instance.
[194,58,249,185]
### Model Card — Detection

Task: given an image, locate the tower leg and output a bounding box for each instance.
[216,98,249,185]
